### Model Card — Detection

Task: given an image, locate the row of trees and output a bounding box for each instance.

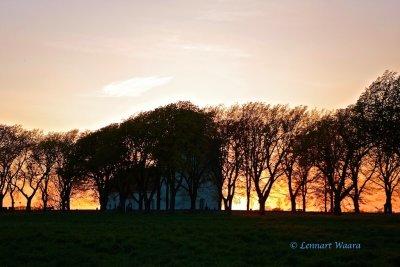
[0,128,79,210]
[216,71,400,214]
[0,103,219,212]
[0,71,399,214]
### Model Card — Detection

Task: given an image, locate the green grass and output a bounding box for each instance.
[0,211,399,266]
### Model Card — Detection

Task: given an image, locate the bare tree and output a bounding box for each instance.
[0,125,31,209]
[6,182,18,209]
[355,71,400,214]
[12,132,48,211]
[336,108,373,213]
[55,130,80,210]
[371,146,400,214]
[285,143,317,212]
[241,103,292,213]
[347,151,376,213]
[306,113,356,215]
[215,105,245,211]
[34,133,62,210]
[281,107,312,212]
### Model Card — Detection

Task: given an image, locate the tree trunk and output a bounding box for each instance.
[42,180,49,211]
[288,174,295,212]
[169,189,176,211]
[119,194,126,212]
[165,183,169,210]
[384,191,392,214]
[42,195,48,211]
[0,193,4,210]
[61,187,71,211]
[99,193,108,211]
[302,193,306,212]
[156,184,161,211]
[9,191,15,209]
[170,196,175,211]
[324,177,327,213]
[188,180,198,210]
[246,193,250,211]
[246,176,251,211]
[290,196,296,213]
[223,198,229,211]
[138,193,143,211]
[353,195,360,214]
[61,199,66,211]
[190,195,196,210]
[218,181,223,211]
[228,196,234,211]
[259,198,266,214]
[352,180,360,213]
[61,198,71,211]
[61,195,67,210]
[144,198,151,212]
[333,193,342,215]
[26,197,33,211]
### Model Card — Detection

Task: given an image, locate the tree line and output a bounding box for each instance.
[0,71,399,214]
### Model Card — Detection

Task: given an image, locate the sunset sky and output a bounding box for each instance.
[1,0,400,132]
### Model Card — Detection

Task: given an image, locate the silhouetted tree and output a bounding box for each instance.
[2,71,400,213]
[241,103,292,213]
[355,71,400,154]
[337,108,373,213]
[371,146,400,214]
[0,125,31,209]
[6,181,17,209]
[33,133,62,210]
[355,71,400,214]
[74,124,124,211]
[214,105,245,211]
[55,130,80,210]
[174,104,218,210]
[281,107,310,212]
[284,109,323,212]
[12,131,50,211]
[306,113,360,215]
[137,102,219,211]
[120,112,159,211]
[347,151,376,213]
[137,103,186,211]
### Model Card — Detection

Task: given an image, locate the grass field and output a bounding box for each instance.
[0,211,399,266]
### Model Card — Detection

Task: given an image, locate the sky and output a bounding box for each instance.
[1,0,400,132]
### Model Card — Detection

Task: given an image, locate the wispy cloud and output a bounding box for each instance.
[102,76,173,97]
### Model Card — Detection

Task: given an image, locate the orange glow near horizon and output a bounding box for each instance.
[3,182,399,212]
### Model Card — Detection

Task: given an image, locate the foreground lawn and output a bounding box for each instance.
[0,211,399,266]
